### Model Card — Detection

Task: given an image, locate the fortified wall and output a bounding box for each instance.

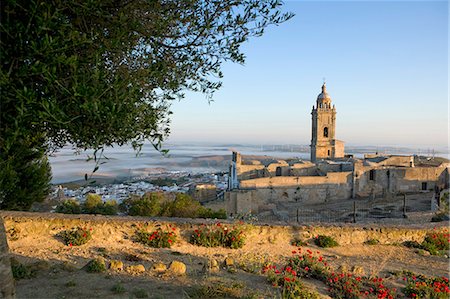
[224,84,450,216]
[225,153,449,216]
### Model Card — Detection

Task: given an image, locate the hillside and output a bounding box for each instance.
[2,211,449,298]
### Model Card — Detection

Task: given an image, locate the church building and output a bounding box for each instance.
[310,83,345,162]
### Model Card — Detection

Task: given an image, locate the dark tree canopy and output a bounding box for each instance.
[0,0,293,209]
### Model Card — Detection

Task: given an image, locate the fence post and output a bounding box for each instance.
[353,201,356,223]
[403,194,407,218]
[296,208,299,223]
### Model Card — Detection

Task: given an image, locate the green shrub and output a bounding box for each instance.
[404,231,449,256]
[59,227,92,246]
[83,193,102,213]
[198,207,227,219]
[120,192,165,216]
[81,193,118,215]
[133,288,149,298]
[65,280,77,287]
[55,199,81,214]
[135,225,177,248]
[120,192,225,219]
[100,200,119,215]
[162,193,201,218]
[403,240,421,248]
[111,283,126,294]
[421,231,449,255]
[291,238,308,246]
[431,212,449,222]
[364,238,380,245]
[11,259,34,279]
[85,258,106,273]
[314,235,339,248]
[191,223,245,249]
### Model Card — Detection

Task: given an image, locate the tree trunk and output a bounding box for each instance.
[0,216,15,299]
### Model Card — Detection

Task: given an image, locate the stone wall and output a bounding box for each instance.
[333,139,345,158]
[354,163,449,197]
[192,184,217,203]
[236,164,265,180]
[2,211,448,247]
[226,172,352,214]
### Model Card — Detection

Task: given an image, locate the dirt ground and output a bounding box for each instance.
[2,212,449,299]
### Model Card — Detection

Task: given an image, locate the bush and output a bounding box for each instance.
[11,259,34,279]
[120,192,165,216]
[403,275,449,299]
[403,240,421,249]
[83,193,103,213]
[55,199,81,214]
[120,192,225,219]
[162,193,202,218]
[291,238,308,247]
[198,207,227,219]
[403,231,449,256]
[364,238,380,245]
[191,223,245,249]
[111,283,126,294]
[135,225,177,248]
[81,193,118,215]
[85,258,106,273]
[59,227,92,246]
[431,212,449,222]
[101,200,119,215]
[421,231,449,255]
[314,235,339,248]
[133,289,149,298]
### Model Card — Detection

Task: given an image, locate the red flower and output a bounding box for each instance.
[304,267,309,271]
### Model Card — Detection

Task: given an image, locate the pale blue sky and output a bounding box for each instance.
[168,0,448,148]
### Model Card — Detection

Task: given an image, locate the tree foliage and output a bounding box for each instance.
[0,0,293,209]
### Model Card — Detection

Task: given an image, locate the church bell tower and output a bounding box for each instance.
[310,83,344,162]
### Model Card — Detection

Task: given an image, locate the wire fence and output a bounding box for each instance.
[257,197,411,223]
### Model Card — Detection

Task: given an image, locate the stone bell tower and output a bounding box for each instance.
[310,83,345,162]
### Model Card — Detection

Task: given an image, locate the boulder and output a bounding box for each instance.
[109,260,124,271]
[204,258,219,274]
[126,264,145,274]
[152,262,167,273]
[224,257,234,267]
[168,261,186,275]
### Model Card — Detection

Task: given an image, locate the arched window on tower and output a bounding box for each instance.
[323,127,328,137]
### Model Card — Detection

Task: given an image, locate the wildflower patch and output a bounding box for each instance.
[135,224,177,248]
[59,227,92,246]
[190,222,245,249]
